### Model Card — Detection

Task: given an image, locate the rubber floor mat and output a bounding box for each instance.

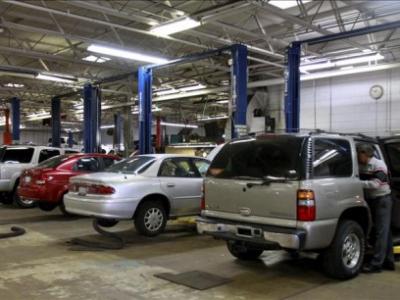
[154,271,232,290]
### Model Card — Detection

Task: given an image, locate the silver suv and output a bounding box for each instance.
[0,145,79,207]
[197,133,384,279]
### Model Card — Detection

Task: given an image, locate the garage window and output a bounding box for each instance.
[313,138,352,178]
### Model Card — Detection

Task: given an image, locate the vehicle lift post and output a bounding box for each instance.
[11,97,20,144]
[51,97,61,148]
[83,83,102,153]
[137,44,248,154]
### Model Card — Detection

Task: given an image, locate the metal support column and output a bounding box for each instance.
[67,131,74,148]
[113,112,123,151]
[231,44,248,138]
[51,97,61,147]
[138,67,153,154]
[284,42,301,133]
[83,83,101,153]
[11,97,20,144]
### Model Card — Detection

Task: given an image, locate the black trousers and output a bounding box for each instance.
[368,194,394,267]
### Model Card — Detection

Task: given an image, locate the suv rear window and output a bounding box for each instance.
[208,136,305,179]
[0,147,34,163]
[39,149,61,163]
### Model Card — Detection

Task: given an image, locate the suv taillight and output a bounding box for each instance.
[200,182,205,210]
[297,189,316,221]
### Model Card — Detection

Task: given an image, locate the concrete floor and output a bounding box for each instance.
[0,204,399,300]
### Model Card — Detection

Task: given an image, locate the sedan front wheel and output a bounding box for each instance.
[134,200,167,237]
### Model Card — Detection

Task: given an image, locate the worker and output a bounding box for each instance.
[357,144,395,273]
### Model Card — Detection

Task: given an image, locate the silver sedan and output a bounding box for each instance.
[64,154,210,236]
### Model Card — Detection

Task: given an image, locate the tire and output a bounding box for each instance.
[97,218,119,228]
[13,182,36,208]
[59,195,73,216]
[38,202,57,212]
[226,240,264,260]
[321,220,365,280]
[134,200,167,237]
[1,193,13,205]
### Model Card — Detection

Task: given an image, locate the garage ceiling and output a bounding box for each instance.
[0,0,399,125]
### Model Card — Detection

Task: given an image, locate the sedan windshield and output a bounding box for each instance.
[106,156,155,174]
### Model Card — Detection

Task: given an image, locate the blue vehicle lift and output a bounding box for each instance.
[137,44,248,154]
[114,112,123,151]
[51,97,61,147]
[284,20,400,133]
[83,83,101,153]
[11,97,20,144]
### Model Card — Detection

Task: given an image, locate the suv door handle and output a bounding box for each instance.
[167,183,175,188]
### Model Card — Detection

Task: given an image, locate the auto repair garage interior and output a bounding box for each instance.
[1,0,400,299]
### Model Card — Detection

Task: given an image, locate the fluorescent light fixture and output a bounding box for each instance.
[150,17,200,36]
[132,105,162,114]
[82,55,110,63]
[4,83,24,88]
[340,66,354,71]
[300,61,334,72]
[268,0,311,10]
[335,53,384,66]
[87,44,168,64]
[300,54,385,72]
[36,73,75,83]
[101,124,114,129]
[179,84,206,92]
[154,89,178,96]
[197,115,229,122]
[27,112,51,121]
[216,100,229,104]
[160,121,198,129]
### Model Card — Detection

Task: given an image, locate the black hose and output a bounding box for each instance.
[0,226,26,239]
[68,219,125,250]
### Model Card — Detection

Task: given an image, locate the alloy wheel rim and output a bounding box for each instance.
[19,196,34,206]
[342,233,361,269]
[144,208,163,232]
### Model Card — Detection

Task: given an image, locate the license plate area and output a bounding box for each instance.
[78,186,87,196]
[236,226,262,238]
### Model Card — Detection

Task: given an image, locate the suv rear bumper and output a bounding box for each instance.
[197,217,306,250]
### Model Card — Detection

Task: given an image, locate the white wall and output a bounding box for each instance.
[268,68,400,136]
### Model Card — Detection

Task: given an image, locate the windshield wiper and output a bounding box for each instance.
[246,176,289,188]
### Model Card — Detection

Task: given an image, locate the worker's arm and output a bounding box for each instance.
[361,170,388,190]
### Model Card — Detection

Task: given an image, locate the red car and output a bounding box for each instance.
[18,153,121,215]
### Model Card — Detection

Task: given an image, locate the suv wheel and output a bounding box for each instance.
[226,240,264,260]
[322,220,365,280]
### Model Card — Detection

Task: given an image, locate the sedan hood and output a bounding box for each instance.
[70,172,149,184]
